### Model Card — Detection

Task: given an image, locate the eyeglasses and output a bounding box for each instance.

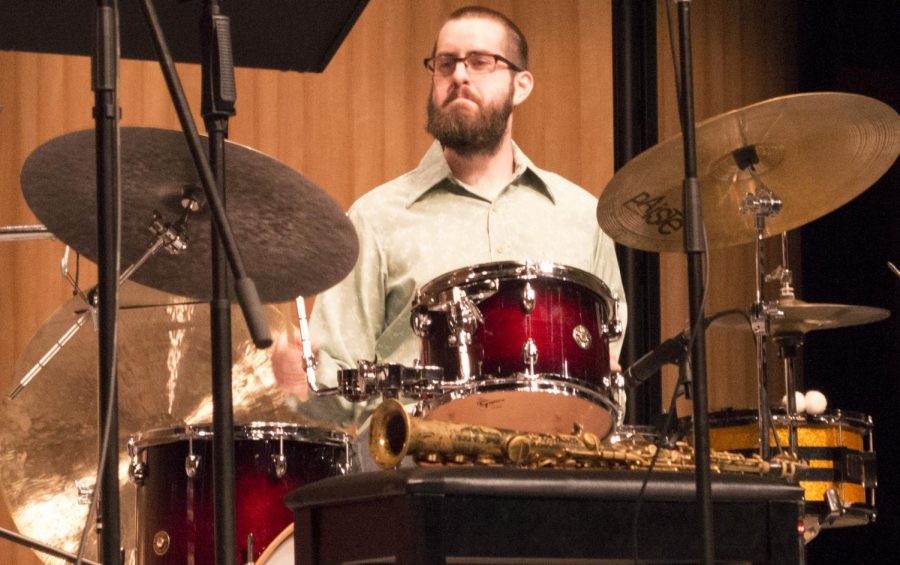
[423,52,523,77]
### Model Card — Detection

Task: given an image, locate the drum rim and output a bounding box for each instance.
[707,408,873,429]
[132,421,352,448]
[413,261,614,311]
[421,372,619,418]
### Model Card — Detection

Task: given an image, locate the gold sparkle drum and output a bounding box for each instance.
[708,409,876,528]
[411,261,620,437]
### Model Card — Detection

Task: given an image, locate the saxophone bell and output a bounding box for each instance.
[369,398,413,469]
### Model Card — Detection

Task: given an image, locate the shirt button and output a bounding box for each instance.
[496,244,506,254]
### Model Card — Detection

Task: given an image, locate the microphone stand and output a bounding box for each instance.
[137,1,273,562]
[93,1,123,562]
[201,1,238,562]
[674,2,714,563]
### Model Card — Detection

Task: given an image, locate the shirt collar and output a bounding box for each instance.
[405,140,557,207]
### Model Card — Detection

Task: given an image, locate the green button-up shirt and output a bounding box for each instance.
[300,141,627,427]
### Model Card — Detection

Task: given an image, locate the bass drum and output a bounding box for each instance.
[130,423,352,564]
[707,408,876,530]
[256,523,294,564]
[412,261,619,437]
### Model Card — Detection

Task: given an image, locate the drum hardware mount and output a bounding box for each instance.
[7,211,191,401]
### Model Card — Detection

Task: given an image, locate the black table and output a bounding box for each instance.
[285,467,805,564]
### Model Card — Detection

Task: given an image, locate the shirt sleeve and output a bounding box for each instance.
[593,227,628,360]
[292,208,386,427]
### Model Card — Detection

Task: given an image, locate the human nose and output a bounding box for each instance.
[448,58,471,83]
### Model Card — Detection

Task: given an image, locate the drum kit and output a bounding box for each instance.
[0,90,897,564]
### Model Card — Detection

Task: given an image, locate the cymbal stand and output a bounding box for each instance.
[8,212,191,400]
[768,233,800,455]
[738,160,783,459]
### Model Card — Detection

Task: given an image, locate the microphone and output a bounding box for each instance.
[622,330,690,387]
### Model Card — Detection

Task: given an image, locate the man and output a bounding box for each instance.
[274,6,627,435]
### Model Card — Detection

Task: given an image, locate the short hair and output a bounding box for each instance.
[434,5,529,70]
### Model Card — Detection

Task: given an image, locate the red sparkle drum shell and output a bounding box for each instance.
[412,262,617,436]
[131,423,351,564]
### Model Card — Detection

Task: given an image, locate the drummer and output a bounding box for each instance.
[273,5,627,435]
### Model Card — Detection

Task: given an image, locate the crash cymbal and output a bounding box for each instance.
[714,297,890,335]
[21,127,359,302]
[0,282,321,563]
[597,92,900,252]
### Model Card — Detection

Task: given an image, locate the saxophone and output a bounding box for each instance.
[370,399,799,479]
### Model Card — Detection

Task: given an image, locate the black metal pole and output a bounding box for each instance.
[92,1,122,562]
[201,1,238,563]
[674,1,714,563]
[137,0,272,350]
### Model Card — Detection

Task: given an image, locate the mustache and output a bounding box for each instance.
[444,86,482,107]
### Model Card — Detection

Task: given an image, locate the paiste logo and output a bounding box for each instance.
[623,191,684,236]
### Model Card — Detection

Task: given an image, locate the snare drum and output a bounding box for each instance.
[129,423,351,563]
[708,409,876,528]
[412,261,619,437]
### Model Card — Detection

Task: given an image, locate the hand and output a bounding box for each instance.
[610,353,622,373]
[271,327,311,401]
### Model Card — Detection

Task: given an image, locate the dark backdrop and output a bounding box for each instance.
[798,1,900,563]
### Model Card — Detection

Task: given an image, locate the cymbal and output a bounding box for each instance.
[0,282,322,563]
[714,297,890,335]
[21,127,359,302]
[597,92,900,252]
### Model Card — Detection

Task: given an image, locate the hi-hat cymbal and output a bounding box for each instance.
[0,282,319,563]
[597,92,900,252]
[714,297,890,335]
[21,128,359,302]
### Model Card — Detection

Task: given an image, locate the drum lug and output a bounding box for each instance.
[272,453,288,479]
[521,281,536,314]
[602,293,624,341]
[272,429,289,479]
[185,453,201,478]
[412,309,432,337]
[522,338,538,374]
[184,431,202,478]
[127,436,147,486]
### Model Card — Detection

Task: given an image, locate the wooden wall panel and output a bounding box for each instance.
[0,2,614,562]
[655,0,798,416]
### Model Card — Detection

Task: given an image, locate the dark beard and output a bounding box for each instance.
[426,85,514,156]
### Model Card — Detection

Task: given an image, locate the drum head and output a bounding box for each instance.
[257,524,294,565]
[424,376,616,437]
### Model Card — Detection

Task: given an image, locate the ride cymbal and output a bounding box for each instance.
[597,92,900,252]
[21,127,359,302]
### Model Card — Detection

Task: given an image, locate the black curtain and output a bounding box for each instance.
[798,1,900,563]
[612,0,661,424]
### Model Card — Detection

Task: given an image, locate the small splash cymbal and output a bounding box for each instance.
[714,297,890,335]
